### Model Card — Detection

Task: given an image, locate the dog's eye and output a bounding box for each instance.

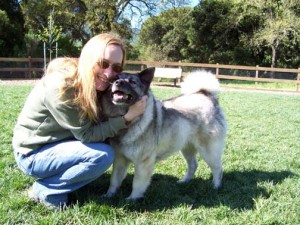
[129,79,137,85]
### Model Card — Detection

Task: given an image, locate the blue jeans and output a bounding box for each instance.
[14,140,114,206]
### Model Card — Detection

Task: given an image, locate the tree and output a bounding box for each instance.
[20,0,88,56]
[137,7,193,61]
[249,0,300,69]
[0,0,25,57]
[187,0,263,65]
[20,0,191,58]
[35,8,62,67]
[184,0,300,68]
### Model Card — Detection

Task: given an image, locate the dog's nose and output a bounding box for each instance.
[115,79,124,86]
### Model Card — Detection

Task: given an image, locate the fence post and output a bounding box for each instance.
[255,65,259,88]
[216,63,219,77]
[28,56,32,79]
[178,61,182,83]
[297,68,300,92]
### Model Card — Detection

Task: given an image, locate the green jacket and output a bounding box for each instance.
[12,74,127,155]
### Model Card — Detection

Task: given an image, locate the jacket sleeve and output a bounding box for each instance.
[43,81,127,142]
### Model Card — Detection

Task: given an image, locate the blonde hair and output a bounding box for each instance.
[45,32,126,123]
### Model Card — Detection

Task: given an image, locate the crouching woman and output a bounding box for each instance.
[12,33,147,209]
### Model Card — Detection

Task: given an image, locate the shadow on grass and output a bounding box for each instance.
[72,169,295,212]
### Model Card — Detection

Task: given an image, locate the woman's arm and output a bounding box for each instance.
[43,79,127,142]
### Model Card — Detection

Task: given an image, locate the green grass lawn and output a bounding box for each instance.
[153,77,300,92]
[220,79,299,91]
[0,84,299,224]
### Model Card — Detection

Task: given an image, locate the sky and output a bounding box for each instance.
[131,0,200,32]
[191,0,200,7]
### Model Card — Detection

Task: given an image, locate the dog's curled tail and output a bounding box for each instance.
[180,70,220,95]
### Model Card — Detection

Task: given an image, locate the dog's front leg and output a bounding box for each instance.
[127,154,156,200]
[103,153,130,198]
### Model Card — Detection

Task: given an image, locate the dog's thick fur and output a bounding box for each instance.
[101,67,227,200]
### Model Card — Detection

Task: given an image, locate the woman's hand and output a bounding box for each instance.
[123,95,148,123]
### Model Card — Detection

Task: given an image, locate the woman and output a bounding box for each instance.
[12,33,147,209]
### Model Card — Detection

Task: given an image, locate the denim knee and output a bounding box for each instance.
[105,145,114,165]
[99,144,114,160]
[14,151,37,178]
[90,144,114,175]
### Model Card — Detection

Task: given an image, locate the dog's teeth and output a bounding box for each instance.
[113,92,131,101]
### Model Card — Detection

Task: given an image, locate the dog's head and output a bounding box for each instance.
[100,67,155,118]
[108,67,155,106]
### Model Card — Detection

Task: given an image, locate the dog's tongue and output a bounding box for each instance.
[113,91,128,100]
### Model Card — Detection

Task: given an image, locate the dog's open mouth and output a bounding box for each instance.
[111,90,134,103]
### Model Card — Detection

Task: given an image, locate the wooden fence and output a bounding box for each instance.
[0,57,45,78]
[1,57,299,91]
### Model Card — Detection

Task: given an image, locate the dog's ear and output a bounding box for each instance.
[139,67,155,87]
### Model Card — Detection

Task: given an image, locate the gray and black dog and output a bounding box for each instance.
[101,67,227,200]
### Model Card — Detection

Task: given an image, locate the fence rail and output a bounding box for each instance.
[1,57,299,91]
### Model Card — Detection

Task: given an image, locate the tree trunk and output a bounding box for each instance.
[270,40,278,78]
[271,45,276,68]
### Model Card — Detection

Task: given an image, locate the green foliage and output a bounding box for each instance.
[0,84,299,224]
[188,0,263,65]
[0,0,26,57]
[34,8,63,59]
[18,0,186,58]
[136,0,300,68]
[18,0,191,58]
[137,7,193,61]
[2,0,300,69]
[137,0,263,64]
[35,11,62,44]
[20,0,89,55]
[249,0,300,68]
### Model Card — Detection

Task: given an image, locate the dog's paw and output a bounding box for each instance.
[177,177,192,184]
[213,170,223,189]
[102,192,115,198]
[126,193,144,201]
[125,196,137,201]
[213,179,222,189]
[125,196,143,201]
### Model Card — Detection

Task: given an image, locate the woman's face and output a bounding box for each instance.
[94,44,123,91]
